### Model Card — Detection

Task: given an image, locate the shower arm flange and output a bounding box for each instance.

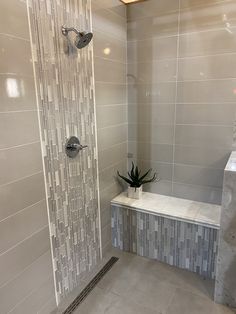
[61,26,81,36]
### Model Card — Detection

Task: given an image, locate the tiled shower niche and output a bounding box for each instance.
[28,0,101,303]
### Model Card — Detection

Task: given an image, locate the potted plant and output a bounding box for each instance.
[117,162,158,199]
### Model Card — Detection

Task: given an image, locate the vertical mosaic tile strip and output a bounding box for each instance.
[111,205,219,279]
[28,0,100,303]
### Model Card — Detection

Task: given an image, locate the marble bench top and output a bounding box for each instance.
[111,192,221,229]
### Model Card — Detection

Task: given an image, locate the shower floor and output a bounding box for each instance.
[74,248,235,314]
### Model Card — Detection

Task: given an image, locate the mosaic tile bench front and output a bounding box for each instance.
[111,205,219,279]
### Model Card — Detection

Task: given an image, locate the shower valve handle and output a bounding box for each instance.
[67,143,88,151]
[65,136,88,158]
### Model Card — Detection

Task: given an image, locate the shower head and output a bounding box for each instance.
[74,32,93,49]
[61,26,93,49]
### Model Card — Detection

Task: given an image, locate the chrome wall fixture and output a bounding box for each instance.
[65,136,88,158]
[61,26,93,49]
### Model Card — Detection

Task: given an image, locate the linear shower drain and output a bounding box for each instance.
[63,256,119,314]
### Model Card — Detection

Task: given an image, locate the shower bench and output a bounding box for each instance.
[111,192,221,279]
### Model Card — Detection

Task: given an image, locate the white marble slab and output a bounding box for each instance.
[225,150,236,172]
[111,192,221,229]
[215,151,236,307]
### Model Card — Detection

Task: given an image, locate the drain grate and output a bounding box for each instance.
[63,256,119,314]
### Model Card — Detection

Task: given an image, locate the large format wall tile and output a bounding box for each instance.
[0,34,33,76]
[128,36,178,62]
[127,12,179,41]
[128,59,177,83]
[180,1,236,34]
[179,28,236,57]
[0,74,37,112]
[92,2,126,41]
[176,103,236,125]
[95,82,126,106]
[0,1,55,312]
[92,0,127,254]
[127,0,236,203]
[0,142,42,185]
[0,199,48,254]
[0,0,30,39]
[0,226,50,288]
[0,250,52,313]
[178,54,236,81]
[0,111,40,149]
[0,172,46,221]
[93,30,126,61]
[127,0,179,21]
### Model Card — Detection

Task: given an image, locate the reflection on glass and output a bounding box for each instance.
[6,78,20,98]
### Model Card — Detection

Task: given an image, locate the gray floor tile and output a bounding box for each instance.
[166,288,215,314]
[73,249,235,314]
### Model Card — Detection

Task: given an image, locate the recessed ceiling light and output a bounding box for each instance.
[120,0,147,4]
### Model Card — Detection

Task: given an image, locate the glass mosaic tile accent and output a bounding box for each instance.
[112,205,219,279]
[28,0,100,303]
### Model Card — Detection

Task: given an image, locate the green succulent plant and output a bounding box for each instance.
[117,162,158,190]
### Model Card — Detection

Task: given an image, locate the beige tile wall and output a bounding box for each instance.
[92,0,128,254]
[127,0,236,204]
[0,0,56,312]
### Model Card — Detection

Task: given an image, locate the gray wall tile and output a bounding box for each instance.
[127,0,236,203]
[0,1,55,311]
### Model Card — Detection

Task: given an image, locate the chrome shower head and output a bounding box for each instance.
[74,32,93,49]
[61,26,93,49]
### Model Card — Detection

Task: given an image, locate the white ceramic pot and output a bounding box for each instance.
[128,186,142,199]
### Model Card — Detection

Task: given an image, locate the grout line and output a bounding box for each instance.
[128,26,236,43]
[171,0,181,194]
[37,294,56,314]
[0,171,43,189]
[129,140,232,151]
[173,162,225,171]
[98,122,128,131]
[94,55,127,65]
[172,180,223,191]
[0,248,50,291]
[99,182,121,195]
[93,28,127,44]
[0,110,38,114]
[0,224,48,259]
[128,34,178,43]
[128,101,236,105]
[90,0,103,263]
[97,103,127,108]
[0,32,30,42]
[127,8,179,23]
[99,159,127,174]
[7,275,54,314]
[129,122,234,127]
[0,140,40,151]
[179,0,233,12]
[127,77,236,84]
[93,3,127,22]
[127,51,236,63]
[0,198,46,225]
[0,72,34,77]
[95,80,127,85]
[98,141,127,154]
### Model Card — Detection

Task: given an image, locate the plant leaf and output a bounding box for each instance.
[141,173,158,185]
[130,162,135,178]
[117,171,134,185]
[139,168,152,181]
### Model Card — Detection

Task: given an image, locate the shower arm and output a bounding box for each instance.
[61,26,81,36]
